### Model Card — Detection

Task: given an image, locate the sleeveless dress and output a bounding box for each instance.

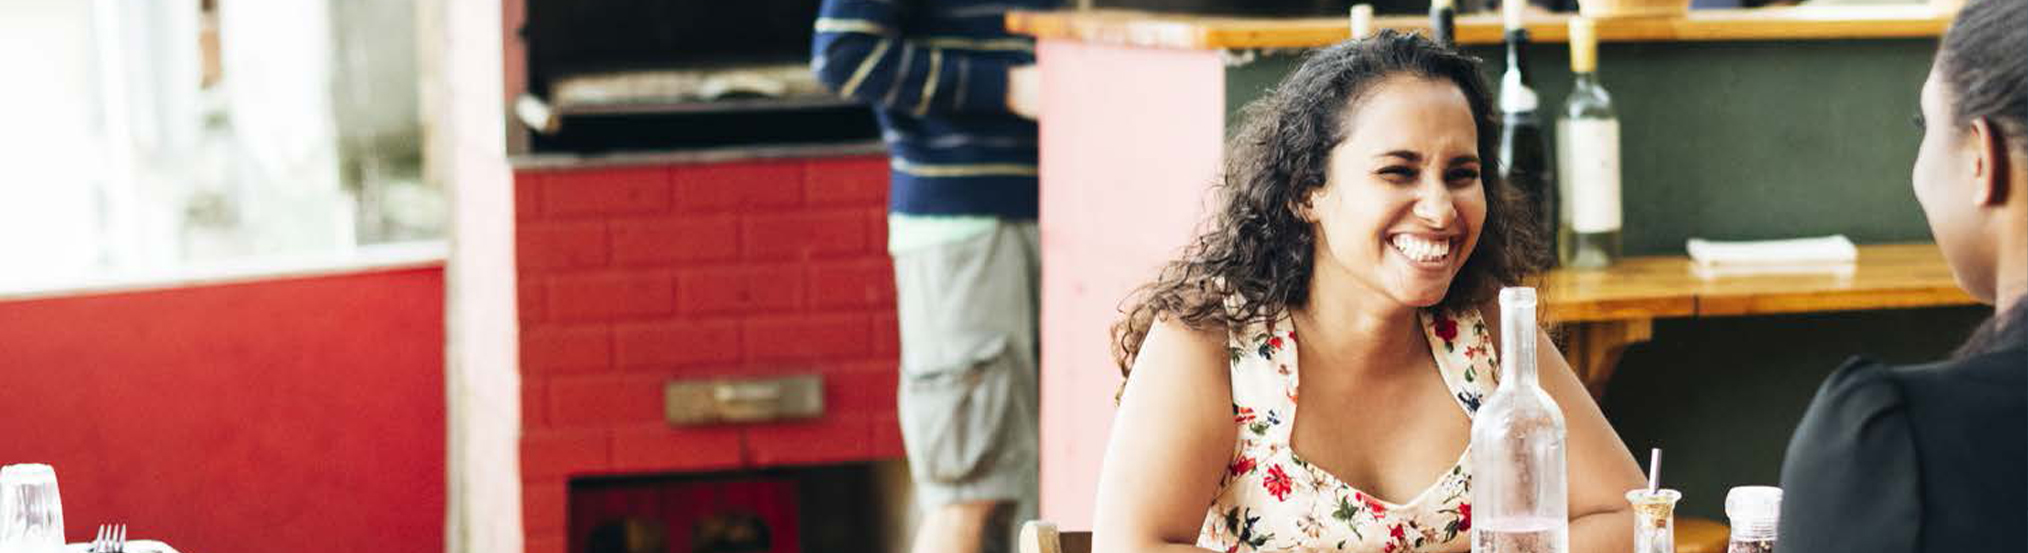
[1196,309,1499,553]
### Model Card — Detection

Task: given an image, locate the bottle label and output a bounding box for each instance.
[1556,118,1622,233]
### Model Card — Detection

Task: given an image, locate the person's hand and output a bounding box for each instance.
[1007,64,1041,120]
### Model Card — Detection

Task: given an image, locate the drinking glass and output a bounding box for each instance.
[0,463,66,553]
[1627,488,1682,553]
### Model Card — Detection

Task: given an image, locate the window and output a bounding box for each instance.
[0,0,439,290]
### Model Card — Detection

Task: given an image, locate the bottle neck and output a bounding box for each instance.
[1500,305,1539,388]
[1572,71,1601,91]
[1499,30,1539,115]
[1430,1,1455,46]
[1503,30,1532,86]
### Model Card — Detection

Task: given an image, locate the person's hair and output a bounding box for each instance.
[1934,0,2027,152]
[1110,30,1545,376]
[1935,0,2028,358]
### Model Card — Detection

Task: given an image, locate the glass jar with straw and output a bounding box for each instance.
[1625,448,1682,553]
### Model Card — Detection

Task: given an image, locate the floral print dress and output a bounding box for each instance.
[1197,308,1499,553]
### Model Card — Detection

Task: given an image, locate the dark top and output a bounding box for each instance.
[811,0,1060,219]
[1776,340,2027,553]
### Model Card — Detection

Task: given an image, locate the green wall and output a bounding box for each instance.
[1227,38,1941,254]
[1221,37,1993,520]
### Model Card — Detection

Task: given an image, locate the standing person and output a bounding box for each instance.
[1776,0,2026,550]
[811,1,1056,552]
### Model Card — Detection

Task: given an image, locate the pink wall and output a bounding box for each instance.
[1036,40,1227,528]
[0,266,447,553]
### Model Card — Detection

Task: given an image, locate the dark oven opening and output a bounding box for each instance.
[568,465,889,553]
[521,0,880,154]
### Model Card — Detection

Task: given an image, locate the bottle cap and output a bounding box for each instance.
[1724,486,1782,540]
[1569,18,1598,73]
[1350,4,1375,39]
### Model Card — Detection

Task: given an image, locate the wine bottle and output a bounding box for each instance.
[1556,17,1621,269]
[1470,287,1569,553]
[1497,0,1556,270]
[1430,0,1456,46]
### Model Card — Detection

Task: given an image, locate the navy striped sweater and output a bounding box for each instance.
[812,0,1059,219]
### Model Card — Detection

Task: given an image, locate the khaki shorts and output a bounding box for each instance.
[892,221,1040,532]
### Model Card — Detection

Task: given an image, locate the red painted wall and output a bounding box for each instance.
[0,266,447,553]
[515,155,905,553]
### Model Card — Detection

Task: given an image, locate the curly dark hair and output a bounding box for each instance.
[1111,30,1546,376]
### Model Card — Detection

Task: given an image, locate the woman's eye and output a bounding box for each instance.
[1378,167,1416,181]
[1446,169,1481,183]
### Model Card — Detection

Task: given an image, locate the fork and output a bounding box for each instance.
[91,524,126,553]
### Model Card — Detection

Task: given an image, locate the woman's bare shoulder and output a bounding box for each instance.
[1132,317,1231,383]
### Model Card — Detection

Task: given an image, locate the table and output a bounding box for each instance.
[1539,242,1976,397]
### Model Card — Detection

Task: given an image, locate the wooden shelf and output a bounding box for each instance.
[1541,242,1974,323]
[1534,242,1975,397]
[1007,5,1950,50]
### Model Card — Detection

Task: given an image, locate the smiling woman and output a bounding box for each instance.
[1306,76,1490,310]
[1092,31,1644,553]
[1108,30,1539,389]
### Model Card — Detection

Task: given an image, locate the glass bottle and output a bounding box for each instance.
[1470,287,1568,553]
[1498,0,1556,270]
[1556,17,1622,269]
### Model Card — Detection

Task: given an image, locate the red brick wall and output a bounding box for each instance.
[515,155,903,553]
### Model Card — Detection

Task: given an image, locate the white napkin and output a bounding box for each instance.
[1687,235,1858,266]
[1685,235,1858,279]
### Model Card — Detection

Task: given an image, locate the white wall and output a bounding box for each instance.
[420,0,523,551]
[0,0,107,282]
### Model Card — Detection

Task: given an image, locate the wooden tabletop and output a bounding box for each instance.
[1540,242,1977,323]
[1006,5,1951,50]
